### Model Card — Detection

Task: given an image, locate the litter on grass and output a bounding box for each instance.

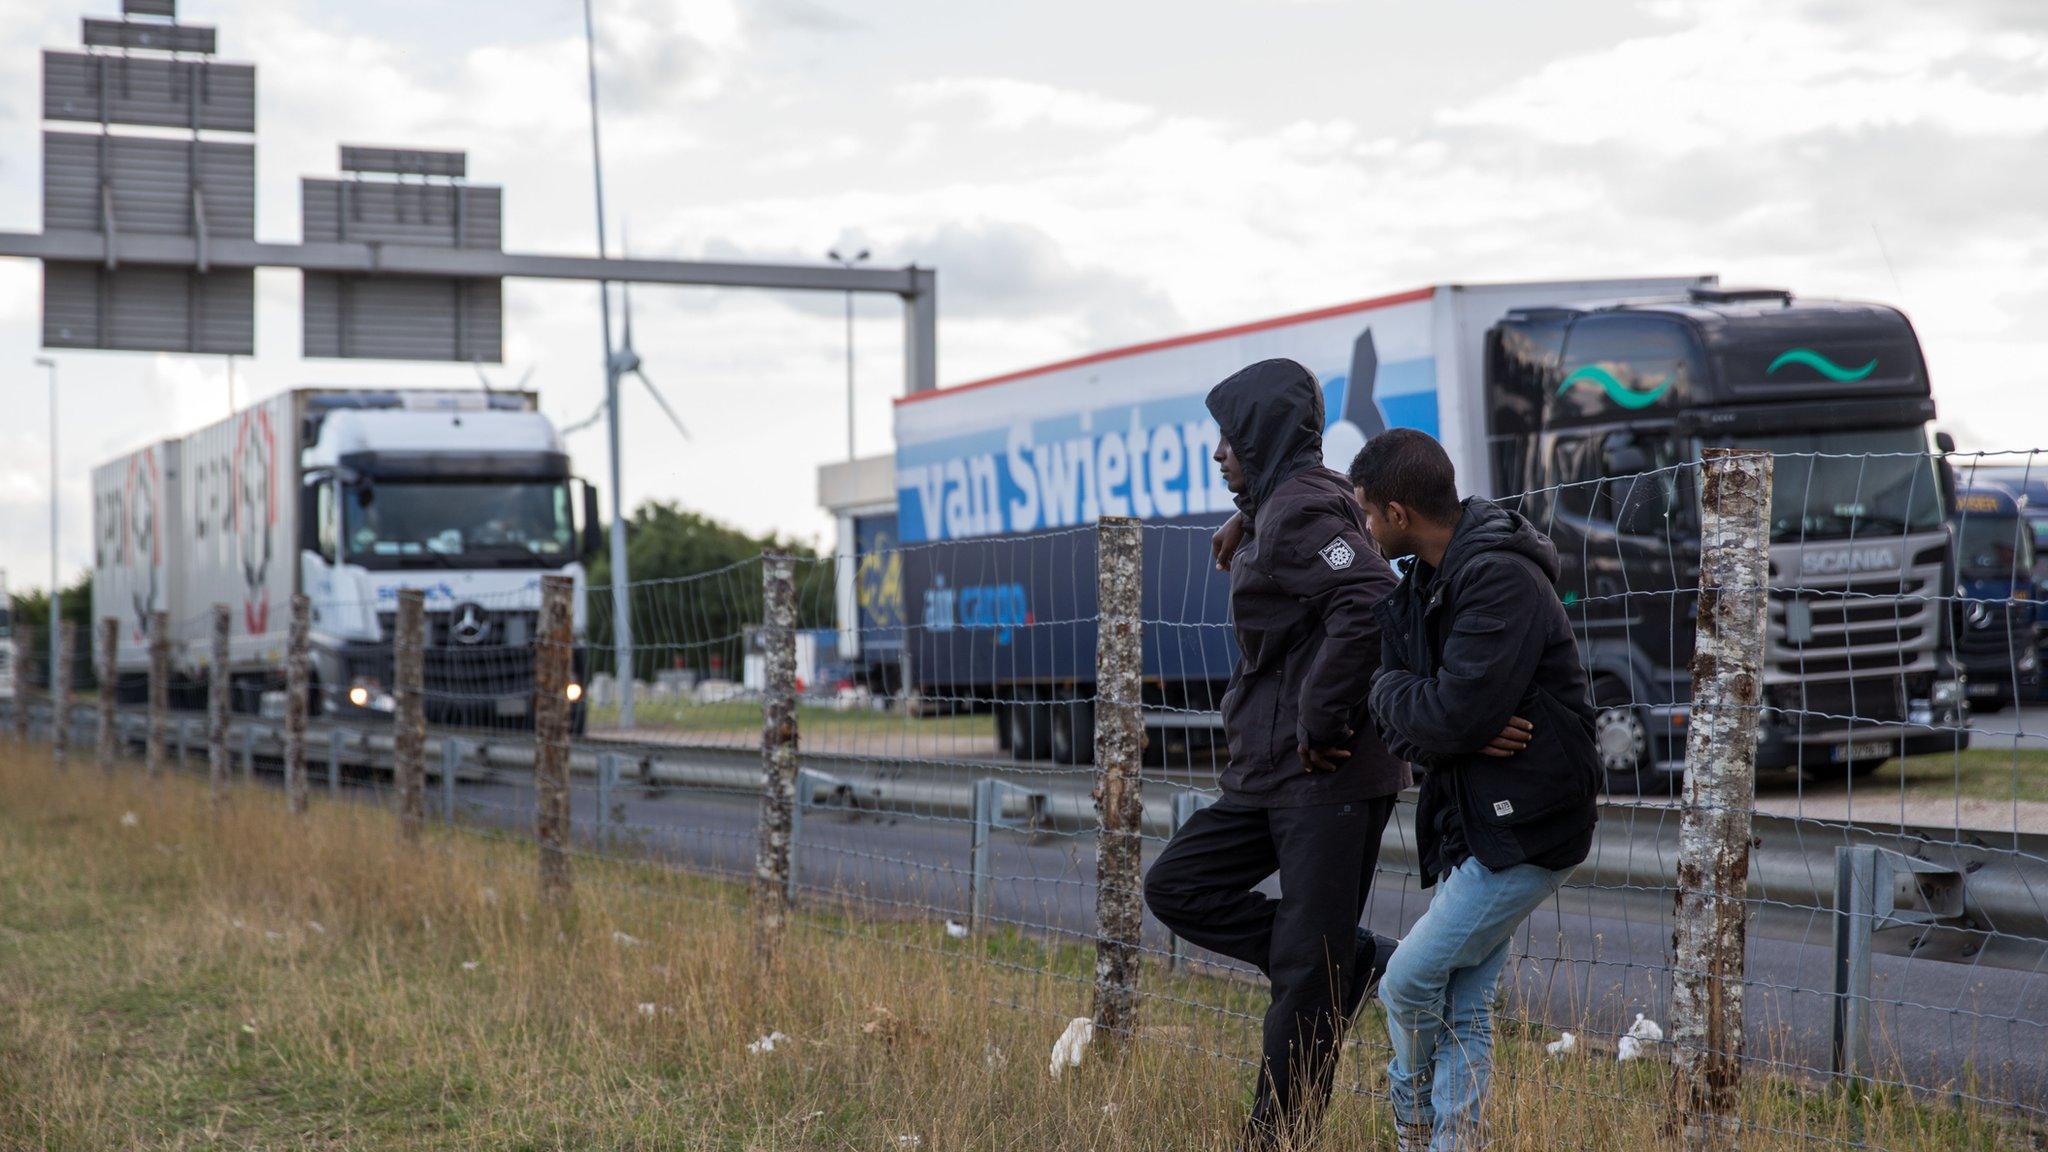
[748,1030,789,1055]
[1049,1016,1094,1079]
[1617,1014,1665,1062]
[1546,1031,1577,1057]
[119,811,139,828]
[612,931,643,947]
[460,960,480,972]
[945,920,969,939]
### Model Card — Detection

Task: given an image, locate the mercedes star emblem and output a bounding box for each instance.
[450,602,488,645]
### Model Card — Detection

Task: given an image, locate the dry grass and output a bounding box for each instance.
[0,742,2036,1151]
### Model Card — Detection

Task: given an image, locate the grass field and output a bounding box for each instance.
[1884,748,2048,805]
[0,743,2036,1150]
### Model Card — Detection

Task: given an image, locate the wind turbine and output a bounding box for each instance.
[609,275,689,441]
[559,258,690,442]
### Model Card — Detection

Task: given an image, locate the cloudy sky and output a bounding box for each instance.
[2,0,2045,591]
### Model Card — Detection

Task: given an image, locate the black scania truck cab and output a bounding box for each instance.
[1487,286,1964,792]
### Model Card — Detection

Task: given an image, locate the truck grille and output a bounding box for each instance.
[376,608,541,718]
[1765,548,1941,686]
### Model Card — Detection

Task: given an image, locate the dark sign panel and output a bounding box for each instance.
[302,273,502,363]
[339,145,466,180]
[301,179,501,250]
[43,51,255,133]
[81,16,215,55]
[43,260,254,354]
[43,131,254,240]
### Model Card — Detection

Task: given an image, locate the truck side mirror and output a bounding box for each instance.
[580,481,604,559]
[298,483,320,554]
[1935,430,1957,454]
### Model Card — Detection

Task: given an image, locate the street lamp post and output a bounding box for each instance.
[34,356,57,695]
[828,248,870,460]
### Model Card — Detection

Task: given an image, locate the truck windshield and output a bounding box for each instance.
[1957,516,2034,581]
[1725,427,1944,542]
[345,480,574,566]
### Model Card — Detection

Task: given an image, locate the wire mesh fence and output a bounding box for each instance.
[7,445,2048,1147]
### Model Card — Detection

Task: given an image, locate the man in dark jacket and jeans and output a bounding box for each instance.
[1351,428,1600,1152]
[1142,359,1408,1150]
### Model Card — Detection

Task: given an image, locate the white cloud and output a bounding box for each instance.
[899,77,1154,132]
[1443,0,2048,152]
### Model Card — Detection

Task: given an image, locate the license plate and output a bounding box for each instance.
[1831,740,1891,763]
[494,696,530,718]
[1968,681,2001,698]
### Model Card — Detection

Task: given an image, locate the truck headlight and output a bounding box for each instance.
[565,682,584,703]
[347,677,397,713]
[1931,678,1965,706]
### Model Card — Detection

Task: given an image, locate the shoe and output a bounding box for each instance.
[1394,1120,1433,1152]
[1341,929,1398,1021]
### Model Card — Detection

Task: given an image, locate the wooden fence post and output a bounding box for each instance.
[753,555,799,959]
[146,612,168,776]
[97,617,117,773]
[1668,448,1772,1148]
[284,594,310,815]
[51,622,73,766]
[209,605,230,803]
[533,575,575,904]
[1091,517,1145,1049]
[394,589,426,844]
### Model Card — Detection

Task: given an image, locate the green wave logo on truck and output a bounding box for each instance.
[1555,365,1672,410]
[1766,348,1876,381]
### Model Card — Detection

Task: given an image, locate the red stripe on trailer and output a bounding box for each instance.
[897,285,1436,406]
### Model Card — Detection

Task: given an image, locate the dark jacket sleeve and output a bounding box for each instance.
[1368,553,1549,757]
[1265,507,1396,751]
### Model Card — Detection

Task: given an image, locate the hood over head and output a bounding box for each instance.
[1204,358,1326,513]
[1439,497,1560,584]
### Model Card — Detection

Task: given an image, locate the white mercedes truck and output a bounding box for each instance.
[93,388,599,727]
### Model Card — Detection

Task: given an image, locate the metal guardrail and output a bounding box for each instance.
[13,696,2046,979]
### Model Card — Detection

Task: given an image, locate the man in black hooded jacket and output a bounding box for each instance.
[1351,428,1599,1152]
[1142,358,1408,1150]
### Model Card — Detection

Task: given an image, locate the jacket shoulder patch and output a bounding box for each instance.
[1318,536,1356,571]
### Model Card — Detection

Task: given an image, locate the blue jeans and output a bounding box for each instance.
[1379,855,1569,1151]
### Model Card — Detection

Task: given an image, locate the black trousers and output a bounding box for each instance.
[1143,795,1397,1148]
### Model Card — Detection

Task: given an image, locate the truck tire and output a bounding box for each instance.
[1049,699,1095,766]
[1004,699,1054,762]
[1593,677,1666,796]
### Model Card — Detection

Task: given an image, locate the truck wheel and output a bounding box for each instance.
[1005,699,1053,761]
[1593,678,1661,796]
[1049,699,1095,766]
